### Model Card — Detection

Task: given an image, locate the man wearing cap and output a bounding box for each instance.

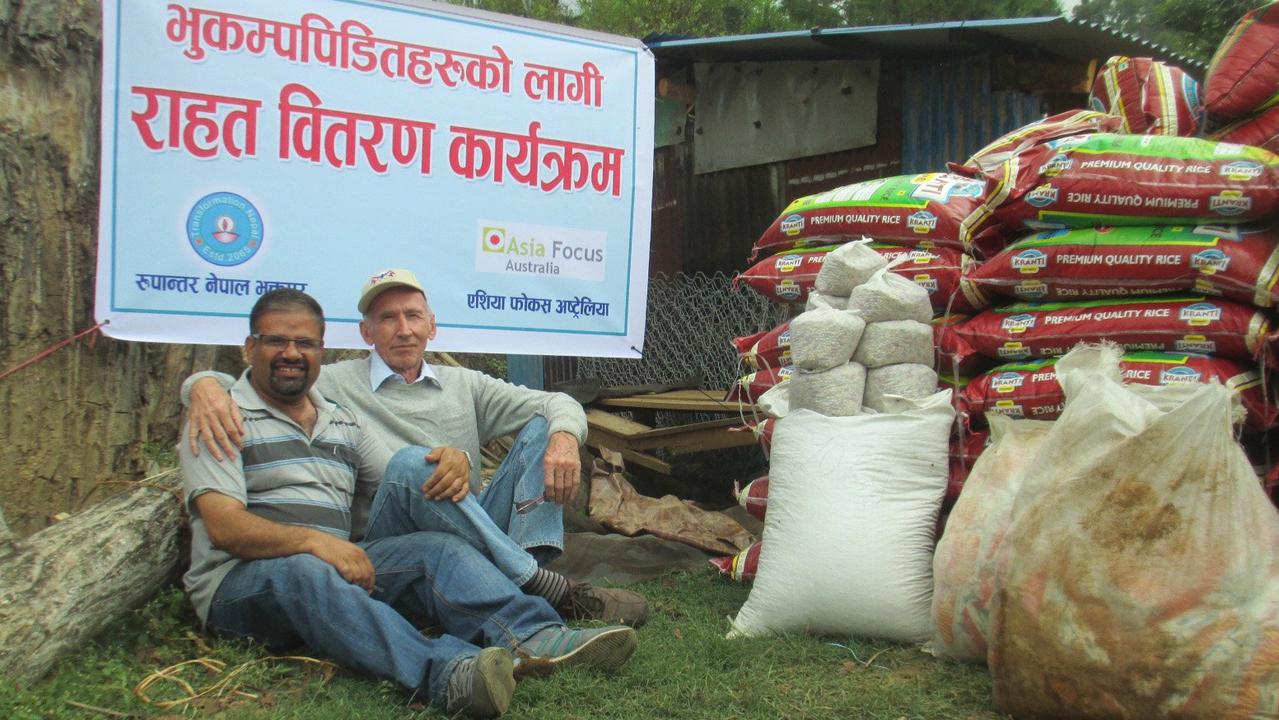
[182,268,647,627]
[181,288,638,718]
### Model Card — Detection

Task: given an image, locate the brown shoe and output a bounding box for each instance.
[557,581,649,627]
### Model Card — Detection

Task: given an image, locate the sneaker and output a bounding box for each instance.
[444,647,516,718]
[515,625,638,673]
[557,581,650,627]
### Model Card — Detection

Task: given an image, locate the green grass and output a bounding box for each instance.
[1,570,1003,719]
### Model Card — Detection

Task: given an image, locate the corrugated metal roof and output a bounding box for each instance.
[646,16,1205,72]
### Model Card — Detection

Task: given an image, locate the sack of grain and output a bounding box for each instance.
[968,224,1279,307]
[864,363,939,412]
[848,268,934,324]
[753,173,991,259]
[1211,104,1279,154]
[788,361,867,416]
[853,320,935,368]
[1088,56,1203,137]
[982,133,1279,240]
[815,239,887,296]
[789,308,866,371]
[1204,1,1279,118]
[733,321,791,370]
[963,109,1122,175]
[954,295,1270,363]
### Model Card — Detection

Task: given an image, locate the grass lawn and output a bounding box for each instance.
[1,569,1003,719]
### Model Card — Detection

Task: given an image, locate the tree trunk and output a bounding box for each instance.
[0,472,186,686]
[0,0,239,536]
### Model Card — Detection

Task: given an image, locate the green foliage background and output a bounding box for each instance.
[447,0,1261,62]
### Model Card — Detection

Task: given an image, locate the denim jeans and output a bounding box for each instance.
[363,415,565,588]
[206,531,560,707]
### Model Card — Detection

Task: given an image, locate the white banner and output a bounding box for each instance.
[97,0,653,357]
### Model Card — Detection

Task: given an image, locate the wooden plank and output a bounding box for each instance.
[614,449,672,475]
[625,416,742,441]
[585,408,651,437]
[633,426,757,455]
[583,409,672,474]
[596,389,755,414]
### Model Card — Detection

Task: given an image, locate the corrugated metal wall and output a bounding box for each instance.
[901,55,1044,174]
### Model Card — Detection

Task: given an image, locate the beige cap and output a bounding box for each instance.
[357,268,425,314]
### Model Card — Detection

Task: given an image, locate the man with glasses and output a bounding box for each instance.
[181,270,647,628]
[180,288,637,717]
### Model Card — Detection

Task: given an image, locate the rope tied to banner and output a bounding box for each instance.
[0,320,108,382]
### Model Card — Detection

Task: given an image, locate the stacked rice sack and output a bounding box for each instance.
[1206,2,1279,153]
[946,72,1279,500]
[728,172,993,435]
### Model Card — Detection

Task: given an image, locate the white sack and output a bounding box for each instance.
[815,239,886,296]
[805,291,849,311]
[863,363,939,412]
[846,267,933,324]
[789,308,866,372]
[756,382,790,419]
[788,362,866,417]
[728,393,955,642]
[853,320,934,368]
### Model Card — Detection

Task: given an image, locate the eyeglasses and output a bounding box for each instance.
[251,334,324,352]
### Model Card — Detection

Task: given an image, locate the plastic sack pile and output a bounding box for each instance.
[933,345,1279,719]
[942,20,1279,501]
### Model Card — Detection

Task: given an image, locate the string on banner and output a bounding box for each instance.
[0,320,109,382]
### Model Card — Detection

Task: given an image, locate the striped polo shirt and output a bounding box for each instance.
[179,371,393,624]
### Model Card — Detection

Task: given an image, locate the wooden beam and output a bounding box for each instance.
[595,389,755,414]
[583,409,672,475]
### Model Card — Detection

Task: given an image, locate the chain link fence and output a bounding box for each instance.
[549,272,789,491]
[570,271,788,392]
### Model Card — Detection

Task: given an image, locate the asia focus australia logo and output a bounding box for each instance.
[476,221,606,281]
[187,191,263,266]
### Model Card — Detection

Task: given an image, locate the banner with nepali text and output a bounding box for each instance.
[97,0,654,357]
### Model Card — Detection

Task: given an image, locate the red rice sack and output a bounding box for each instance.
[968,224,1279,307]
[725,366,794,404]
[1088,56,1203,137]
[736,244,983,313]
[953,295,1270,363]
[934,314,990,377]
[734,476,769,521]
[1212,104,1279,154]
[1204,1,1279,119]
[947,429,990,506]
[733,321,791,370]
[734,248,826,304]
[983,133,1279,238]
[710,541,761,583]
[749,418,775,454]
[963,110,1122,175]
[752,173,991,259]
[961,352,1276,430]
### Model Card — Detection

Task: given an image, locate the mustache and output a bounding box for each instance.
[271,358,309,372]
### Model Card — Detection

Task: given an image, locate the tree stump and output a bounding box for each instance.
[0,472,186,686]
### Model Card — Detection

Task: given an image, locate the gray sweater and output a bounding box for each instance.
[183,356,588,494]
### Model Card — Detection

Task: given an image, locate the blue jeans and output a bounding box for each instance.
[364,416,564,588]
[206,531,560,707]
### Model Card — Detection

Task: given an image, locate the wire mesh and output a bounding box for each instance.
[571,272,788,489]
[574,271,789,393]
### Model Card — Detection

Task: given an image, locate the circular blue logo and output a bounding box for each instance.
[187,192,263,267]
